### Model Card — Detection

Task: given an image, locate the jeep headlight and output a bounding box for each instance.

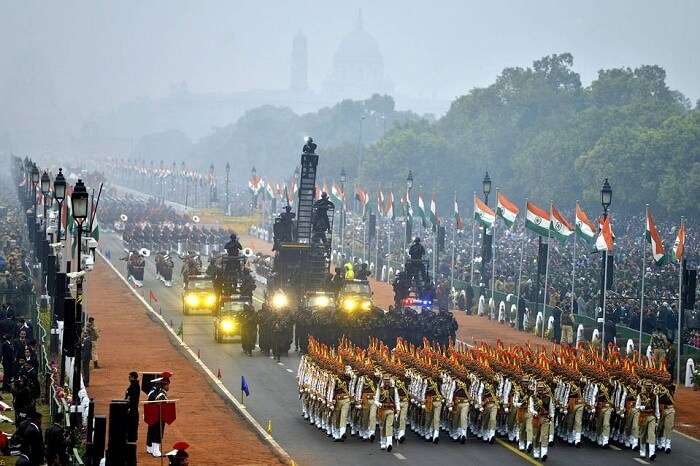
[272,291,289,309]
[310,295,331,308]
[185,293,199,307]
[204,293,217,307]
[220,319,235,332]
[342,298,357,312]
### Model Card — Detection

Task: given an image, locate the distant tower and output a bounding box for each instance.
[290,31,308,92]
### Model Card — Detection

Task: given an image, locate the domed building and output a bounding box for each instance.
[323,11,393,99]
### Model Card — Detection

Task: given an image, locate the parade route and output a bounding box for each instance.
[96,230,700,465]
[85,248,284,465]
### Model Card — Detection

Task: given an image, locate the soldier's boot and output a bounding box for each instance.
[600,435,609,447]
[386,436,393,452]
[648,443,656,461]
[151,443,162,457]
[664,438,671,453]
[574,432,582,448]
[518,439,526,451]
[630,436,638,450]
[541,446,548,462]
[380,437,386,449]
[432,429,440,444]
[640,444,647,458]
[533,446,541,459]
[146,444,153,455]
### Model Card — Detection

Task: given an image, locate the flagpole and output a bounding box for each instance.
[362,207,369,262]
[491,196,497,306]
[541,201,552,339]
[677,216,684,384]
[639,205,648,354]
[571,202,577,314]
[388,224,393,282]
[450,193,457,307]
[470,192,476,287]
[375,217,380,278]
[601,247,609,358]
[516,213,525,321]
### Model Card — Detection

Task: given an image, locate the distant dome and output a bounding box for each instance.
[323,10,393,99]
[333,17,383,65]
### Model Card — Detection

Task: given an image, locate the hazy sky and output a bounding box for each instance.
[2,0,699,120]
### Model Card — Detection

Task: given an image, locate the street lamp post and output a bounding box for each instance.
[405,170,414,255]
[54,168,66,242]
[250,165,258,213]
[340,168,347,258]
[599,178,612,355]
[41,171,51,237]
[225,162,231,216]
[30,164,40,247]
[70,180,89,418]
[480,172,492,289]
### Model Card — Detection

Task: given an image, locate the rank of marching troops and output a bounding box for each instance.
[297,337,676,461]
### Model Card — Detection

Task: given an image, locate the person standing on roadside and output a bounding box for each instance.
[85,317,100,369]
[125,371,141,443]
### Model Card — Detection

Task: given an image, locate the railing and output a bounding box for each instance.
[36,296,84,464]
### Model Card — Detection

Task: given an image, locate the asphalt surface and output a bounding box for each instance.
[99,231,699,466]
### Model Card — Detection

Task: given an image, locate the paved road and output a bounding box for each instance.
[99,231,699,466]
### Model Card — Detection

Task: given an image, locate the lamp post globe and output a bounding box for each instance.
[71,179,89,223]
[482,171,492,203]
[54,168,66,201]
[31,164,40,185]
[41,171,51,196]
[601,178,612,214]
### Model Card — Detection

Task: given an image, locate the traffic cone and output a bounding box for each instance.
[267,419,272,434]
[217,368,222,379]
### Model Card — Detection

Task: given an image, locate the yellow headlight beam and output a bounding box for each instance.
[220,320,235,332]
[272,291,289,309]
[343,298,357,312]
[204,293,217,307]
[312,295,331,308]
[185,293,200,307]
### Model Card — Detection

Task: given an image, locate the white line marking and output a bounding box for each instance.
[393,452,406,460]
[609,445,621,451]
[674,429,700,444]
[634,458,649,465]
[97,249,293,464]
[286,368,293,373]
[277,362,284,366]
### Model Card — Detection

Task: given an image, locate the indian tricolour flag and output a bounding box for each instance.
[645,208,666,265]
[428,195,437,226]
[248,175,263,194]
[331,182,344,205]
[525,201,550,237]
[417,194,427,222]
[550,205,574,243]
[90,209,100,242]
[496,192,519,228]
[671,223,686,262]
[265,182,275,200]
[355,187,369,215]
[454,196,464,230]
[473,195,495,228]
[595,215,614,252]
[575,203,596,244]
[385,192,395,220]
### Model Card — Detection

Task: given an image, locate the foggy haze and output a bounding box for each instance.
[1,0,698,154]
